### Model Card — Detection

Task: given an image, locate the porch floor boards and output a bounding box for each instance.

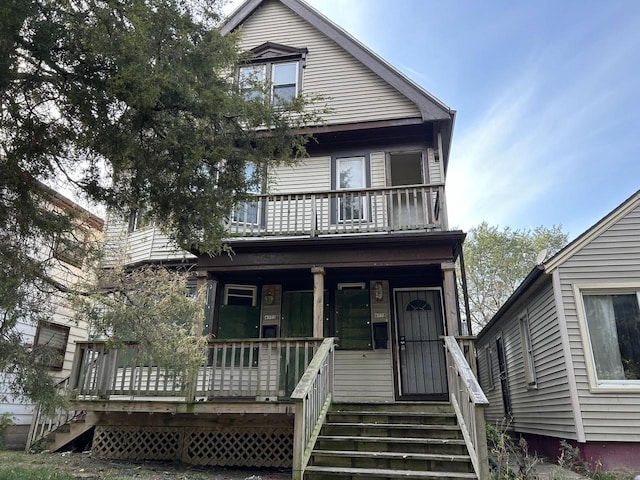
[71,399,295,416]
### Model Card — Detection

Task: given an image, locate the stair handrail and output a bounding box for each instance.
[25,376,83,452]
[290,337,335,480]
[444,335,490,480]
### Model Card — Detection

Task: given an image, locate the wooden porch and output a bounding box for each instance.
[27,336,488,479]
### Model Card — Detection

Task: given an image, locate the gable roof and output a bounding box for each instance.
[223,0,452,122]
[543,189,640,272]
[223,0,455,162]
[477,188,640,340]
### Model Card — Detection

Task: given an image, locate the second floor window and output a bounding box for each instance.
[271,62,298,105]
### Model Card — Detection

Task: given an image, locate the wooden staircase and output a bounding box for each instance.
[46,411,96,452]
[26,409,96,453]
[303,403,477,480]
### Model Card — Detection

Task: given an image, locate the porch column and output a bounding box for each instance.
[311,266,325,338]
[441,262,460,337]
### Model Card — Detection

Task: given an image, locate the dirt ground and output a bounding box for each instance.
[0,451,292,480]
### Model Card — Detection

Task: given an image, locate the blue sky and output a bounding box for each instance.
[228,0,640,239]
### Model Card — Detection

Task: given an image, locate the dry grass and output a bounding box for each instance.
[0,451,291,480]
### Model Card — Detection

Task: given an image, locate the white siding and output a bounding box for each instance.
[237,0,421,126]
[103,214,195,267]
[1,218,100,429]
[477,279,577,439]
[333,350,394,402]
[556,201,640,442]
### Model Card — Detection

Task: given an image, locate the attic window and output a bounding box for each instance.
[239,42,307,106]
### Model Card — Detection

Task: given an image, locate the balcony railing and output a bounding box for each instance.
[227,183,445,237]
[69,338,323,401]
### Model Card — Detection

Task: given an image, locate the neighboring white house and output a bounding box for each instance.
[0,188,103,450]
[476,189,640,471]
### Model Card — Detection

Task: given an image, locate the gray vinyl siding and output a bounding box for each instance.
[237,0,421,125]
[427,148,442,184]
[270,156,331,193]
[555,201,640,442]
[370,151,386,187]
[477,280,577,439]
[333,350,394,402]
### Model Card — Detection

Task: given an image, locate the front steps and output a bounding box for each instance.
[304,403,476,480]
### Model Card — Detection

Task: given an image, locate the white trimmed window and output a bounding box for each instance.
[238,42,306,108]
[224,285,257,307]
[577,285,640,390]
[519,312,537,387]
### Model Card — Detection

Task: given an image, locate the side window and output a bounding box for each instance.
[519,312,537,387]
[53,229,87,267]
[485,346,495,390]
[128,207,152,232]
[34,321,70,371]
[579,289,640,387]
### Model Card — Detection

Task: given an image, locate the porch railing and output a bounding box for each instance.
[291,337,335,480]
[444,336,489,480]
[227,184,445,237]
[69,338,323,401]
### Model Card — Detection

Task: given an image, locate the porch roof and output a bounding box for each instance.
[197,230,465,272]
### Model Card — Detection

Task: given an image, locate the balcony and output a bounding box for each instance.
[228,183,446,237]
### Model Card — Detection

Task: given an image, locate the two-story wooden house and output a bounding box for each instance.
[29,1,488,478]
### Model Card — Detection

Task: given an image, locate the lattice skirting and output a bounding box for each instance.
[92,425,293,468]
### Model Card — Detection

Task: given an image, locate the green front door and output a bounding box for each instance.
[280,291,329,395]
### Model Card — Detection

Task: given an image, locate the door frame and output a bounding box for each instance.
[391,287,448,400]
